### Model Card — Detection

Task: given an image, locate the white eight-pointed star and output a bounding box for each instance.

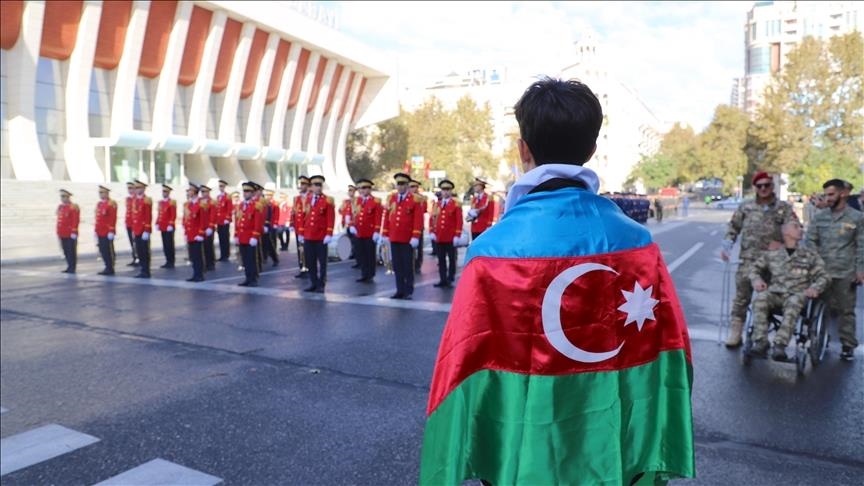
[617,282,659,331]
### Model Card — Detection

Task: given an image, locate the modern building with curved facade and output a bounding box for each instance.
[0,0,397,190]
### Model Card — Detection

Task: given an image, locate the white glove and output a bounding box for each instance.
[373,232,380,243]
[349,226,357,235]
[289,226,295,233]
[410,237,419,249]
[167,225,173,232]
[263,226,269,234]
[323,235,332,245]
[94,232,98,240]
[233,237,239,245]
[298,236,304,244]
[345,215,352,224]
[70,233,77,240]
[250,237,258,247]
[453,236,460,245]
[206,228,213,237]
[430,233,437,242]
[194,235,204,242]
[223,219,230,225]
[468,208,479,218]
[108,232,115,241]
[142,232,150,241]
[154,224,160,232]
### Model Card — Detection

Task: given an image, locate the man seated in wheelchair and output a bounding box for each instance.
[748,221,829,361]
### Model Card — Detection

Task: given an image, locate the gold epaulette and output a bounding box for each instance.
[170,200,177,206]
[108,199,117,207]
[326,195,335,205]
[144,196,152,204]
[200,199,209,208]
[72,203,80,210]
[413,193,424,203]
[373,197,381,204]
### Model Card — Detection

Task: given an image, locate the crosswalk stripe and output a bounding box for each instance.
[0,407,8,414]
[94,458,221,486]
[0,424,100,476]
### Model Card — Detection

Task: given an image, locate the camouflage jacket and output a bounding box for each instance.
[724,196,798,262]
[805,206,863,279]
[750,246,828,295]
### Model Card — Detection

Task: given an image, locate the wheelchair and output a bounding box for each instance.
[741,295,828,375]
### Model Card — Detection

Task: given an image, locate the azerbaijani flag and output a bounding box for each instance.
[420,183,694,485]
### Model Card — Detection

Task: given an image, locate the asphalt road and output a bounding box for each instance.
[2,208,862,485]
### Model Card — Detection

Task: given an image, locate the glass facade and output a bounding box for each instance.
[153,150,182,187]
[747,46,770,74]
[35,57,67,179]
[88,68,112,138]
[1,49,10,178]
[109,146,143,183]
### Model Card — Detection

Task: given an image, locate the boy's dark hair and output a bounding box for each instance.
[514,77,603,166]
[823,179,847,190]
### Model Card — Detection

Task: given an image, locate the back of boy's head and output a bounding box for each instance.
[514,77,603,166]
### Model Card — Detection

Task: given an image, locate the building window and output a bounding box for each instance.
[35,57,67,179]
[748,46,770,74]
[110,146,142,182]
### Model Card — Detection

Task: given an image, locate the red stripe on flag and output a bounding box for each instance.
[427,243,691,415]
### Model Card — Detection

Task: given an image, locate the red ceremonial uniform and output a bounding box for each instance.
[199,196,214,231]
[156,198,177,230]
[183,199,205,242]
[302,194,335,241]
[471,191,493,233]
[382,191,423,243]
[291,193,307,230]
[57,202,80,238]
[125,196,134,228]
[278,200,291,227]
[352,195,383,238]
[431,197,463,241]
[339,198,354,228]
[216,191,233,225]
[234,199,263,245]
[95,199,117,237]
[131,195,152,236]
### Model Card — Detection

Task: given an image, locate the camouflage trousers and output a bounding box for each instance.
[824,278,859,349]
[731,260,755,323]
[751,291,806,346]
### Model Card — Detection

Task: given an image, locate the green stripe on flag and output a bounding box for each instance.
[420,349,694,485]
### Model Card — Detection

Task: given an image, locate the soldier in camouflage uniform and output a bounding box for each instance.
[806,179,864,361]
[721,171,798,348]
[748,221,828,361]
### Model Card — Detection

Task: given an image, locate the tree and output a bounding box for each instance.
[345,117,408,188]
[657,123,699,183]
[790,143,861,196]
[627,154,677,192]
[696,105,750,189]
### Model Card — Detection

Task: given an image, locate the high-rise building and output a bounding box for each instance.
[741,1,862,115]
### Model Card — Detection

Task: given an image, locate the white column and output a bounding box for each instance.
[63,0,103,182]
[187,10,225,140]
[333,75,363,187]
[243,32,279,145]
[217,22,255,143]
[150,1,193,139]
[320,68,350,184]
[6,1,51,180]
[266,42,302,149]
[287,51,320,151]
[305,59,337,180]
[110,0,150,136]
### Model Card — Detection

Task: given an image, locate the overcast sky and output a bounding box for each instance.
[333,1,754,131]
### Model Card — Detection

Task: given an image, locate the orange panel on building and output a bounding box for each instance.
[93,0,132,70]
[351,77,367,123]
[306,57,328,113]
[338,72,356,120]
[240,29,268,99]
[0,0,24,50]
[212,18,242,93]
[265,39,291,104]
[287,48,311,109]
[177,5,212,86]
[322,64,343,116]
[138,0,177,78]
[40,0,83,60]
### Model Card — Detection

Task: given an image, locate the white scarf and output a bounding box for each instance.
[504,164,600,214]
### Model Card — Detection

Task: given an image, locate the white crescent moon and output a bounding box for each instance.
[542,262,623,363]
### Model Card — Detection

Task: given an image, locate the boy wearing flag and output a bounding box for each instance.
[420,78,695,485]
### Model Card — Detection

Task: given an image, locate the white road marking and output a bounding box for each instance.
[667,242,705,274]
[0,406,8,414]
[0,424,100,476]
[710,229,719,236]
[94,458,221,486]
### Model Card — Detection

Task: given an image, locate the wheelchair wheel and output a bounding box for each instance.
[795,344,807,376]
[807,301,828,366]
[741,309,755,366]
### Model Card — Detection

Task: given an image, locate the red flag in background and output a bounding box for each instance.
[424,159,431,179]
[403,160,411,174]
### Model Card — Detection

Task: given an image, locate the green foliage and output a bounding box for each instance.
[789,144,863,195]
[696,105,750,189]
[628,154,677,191]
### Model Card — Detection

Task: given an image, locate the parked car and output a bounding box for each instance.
[714,197,745,210]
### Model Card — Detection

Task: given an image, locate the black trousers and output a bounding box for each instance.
[204,234,216,270]
[60,237,77,272]
[263,228,279,264]
[304,240,327,290]
[347,231,357,258]
[414,230,424,271]
[278,227,288,250]
[356,237,376,279]
[126,226,137,261]
[239,244,258,284]
[295,231,307,271]
[161,230,175,266]
[431,240,438,256]
[188,240,204,280]
[134,235,150,276]
[437,242,457,283]
[391,242,414,296]
[217,224,231,261]
[98,236,114,273]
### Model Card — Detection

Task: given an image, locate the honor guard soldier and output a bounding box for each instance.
[131,180,153,278]
[155,184,177,269]
[301,175,335,293]
[340,184,358,263]
[216,179,234,262]
[409,179,427,273]
[277,193,291,251]
[349,179,383,282]
[235,182,264,286]
[261,188,280,267]
[430,179,464,288]
[291,175,311,278]
[125,181,139,266]
[199,184,217,271]
[95,185,117,275]
[467,177,493,241]
[183,183,206,281]
[382,172,424,299]
[57,189,80,273]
